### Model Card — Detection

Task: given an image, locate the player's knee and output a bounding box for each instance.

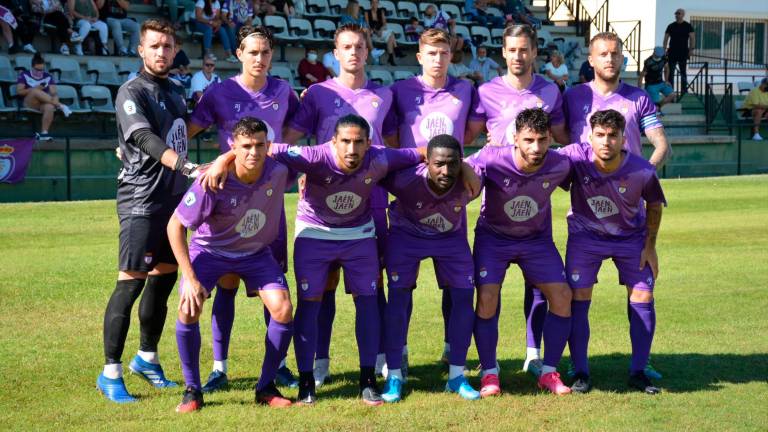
[177,309,201,324]
[476,289,499,319]
[42,103,55,113]
[270,301,293,323]
[218,273,240,289]
[629,289,653,303]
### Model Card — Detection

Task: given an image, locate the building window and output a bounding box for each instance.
[690,17,766,68]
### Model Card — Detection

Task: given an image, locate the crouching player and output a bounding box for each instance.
[379,134,481,402]
[560,109,666,394]
[167,117,294,412]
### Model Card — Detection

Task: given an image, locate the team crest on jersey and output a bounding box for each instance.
[123,100,136,115]
[334,98,341,107]
[479,267,488,278]
[272,102,279,111]
[620,103,629,114]
[542,181,550,189]
[234,103,241,112]
[618,183,627,194]
[468,275,474,284]
[452,97,460,105]
[535,98,543,109]
[364,176,372,185]
[266,188,273,196]
[583,175,591,184]
[391,272,399,282]
[453,205,462,213]
[571,270,580,282]
[582,104,590,115]
[144,254,153,264]
[371,99,380,109]
[159,101,166,110]
[277,276,284,285]
[647,276,653,286]
[300,278,309,291]
[371,280,377,291]
[184,191,197,206]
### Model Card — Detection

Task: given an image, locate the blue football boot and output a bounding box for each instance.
[445,375,481,401]
[381,375,403,403]
[97,373,137,403]
[128,355,179,388]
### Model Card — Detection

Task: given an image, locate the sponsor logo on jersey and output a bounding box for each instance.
[326,191,362,214]
[419,112,454,140]
[503,196,539,222]
[123,100,136,115]
[419,212,453,232]
[587,195,619,219]
[166,118,188,156]
[184,191,197,206]
[235,209,267,238]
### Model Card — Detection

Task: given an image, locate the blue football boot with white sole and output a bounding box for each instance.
[128,355,179,388]
[445,375,481,400]
[97,373,137,403]
[381,375,403,403]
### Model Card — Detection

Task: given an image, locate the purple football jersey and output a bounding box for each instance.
[288,78,392,147]
[17,70,55,94]
[270,143,421,230]
[382,76,482,148]
[466,145,571,239]
[564,81,663,156]
[477,75,565,146]
[559,142,667,239]
[174,158,289,257]
[381,163,471,237]
[190,76,299,153]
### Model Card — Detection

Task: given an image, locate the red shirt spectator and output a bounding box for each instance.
[297,49,330,88]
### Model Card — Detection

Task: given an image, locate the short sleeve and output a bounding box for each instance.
[641,172,667,206]
[464,148,486,176]
[467,84,483,121]
[175,182,216,231]
[637,93,662,132]
[189,84,216,129]
[288,87,318,135]
[270,143,321,172]
[115,85,153,141]
[384,148,422,172]
[285,85,300,124]
[665,23,673,34]
[382,95,399,138]
[549,87,565,125]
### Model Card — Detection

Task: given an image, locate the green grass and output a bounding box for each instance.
[1,175,767,431]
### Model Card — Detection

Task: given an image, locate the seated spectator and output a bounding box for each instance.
[321,49,339,77]
[0,4,17,53]
[365,0,403,66]
[743,78,768,141]
[469,46,502,84]
[97,0,139,56]
[498,0,541,29]
[404,17,423,42]
[164,0,195,29]
[640,46,676,112]
[578,59,594,83]
[170,38,193,95]
[542,50,568,91]
[252,0,273,17]
[195,0,238,62]
[16,53,72,141]
[30,0,79,55]
[221,0,253,36]
[465,0,504,29]
[422,4,464,53]
[297,47,329,88]
[271,0,294,17]
[190,53,220,101]
[448,49,473,81]
[1,0,38,53]
[68,0,109,55]
[340,0,384,61]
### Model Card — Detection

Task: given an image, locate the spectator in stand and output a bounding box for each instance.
[271,0,294,17]
[221,0,252,36]
[30,0,78,55]
[465,0,504,29]
[0,4,18,53]
[97,0,139,56]
[195,0,238,62]
[340,0,384,61]
[16,53,72,141]
[448,49,473,81]
[664,8,695,93]
[365,0,404,66]
[165,0,195,30]
[1,0,38,53]
[190,53,221,101]
[640,46,676,113]
[743,78,768,141]
[68,0,109,55]
[252,0,273,17]
[297,47,329,88]
[497,0,541,29]
[321,49,339,77]
[542,50,568,91]
[469,46,502,84]
[404,16,423,42]
[578,59,594,83]
[422,4,464,53]
[170,36,193,96]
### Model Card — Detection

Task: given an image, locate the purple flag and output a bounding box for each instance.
[0,138,35,183]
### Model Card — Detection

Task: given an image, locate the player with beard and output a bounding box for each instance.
[97,19,199,403]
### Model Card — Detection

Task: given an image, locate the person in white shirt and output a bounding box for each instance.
[542,50,569,92]
[190,54,221,101]
[468,46,502,84]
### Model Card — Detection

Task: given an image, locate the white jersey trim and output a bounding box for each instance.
[294,217,376,241]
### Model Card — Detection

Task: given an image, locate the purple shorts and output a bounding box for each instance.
[565,232,654,291]
[184,247,288,297]
[294,237,380,299]
[384,227,474,291]
[473,228,566,286]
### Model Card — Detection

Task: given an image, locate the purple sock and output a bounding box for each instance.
[256,320,294,391]
[377,283,387,353]
[315,290,335,360]
[473,309,499,371]
[176,320,201,389]
[569,300,591,375]
[629,301,656,373]
[405,294,413,346]
[384,288,411,369]
[448,289,474,367]
[442,288,452,345]
[524,283,547,349]
[211,287,237,362]
[293,300,321,373]
[354,295,380,368]
[542,311,571,369]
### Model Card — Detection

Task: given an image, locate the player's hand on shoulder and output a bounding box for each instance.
[198,156,229,192]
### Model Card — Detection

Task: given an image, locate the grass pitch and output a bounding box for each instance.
[1,175,767,431]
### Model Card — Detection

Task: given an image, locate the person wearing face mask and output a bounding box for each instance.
[298,47,331,88]
[16,52,72,141]
[469,46,502,84]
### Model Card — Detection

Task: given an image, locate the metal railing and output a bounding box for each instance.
[705,82,734,135]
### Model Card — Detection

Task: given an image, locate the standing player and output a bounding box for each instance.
[283,23,394,386]
[187,24,300,392]
[564,32,670,378]
[475,24,569,375]
[168,118,294,412]
[97,19,198,403]
[559,109,666,394]
[382,27,484,371]
[467,109,574,397]
[379,135,480,402]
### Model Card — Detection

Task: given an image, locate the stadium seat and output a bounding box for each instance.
[117,58,142,83]
[453,25,471,42]
[441,4,472,25]
[252,16,262,27]
[491,28,504,46]
[86,60,122,88]
[486,6,504,19]
[357,0,370,9]
[270,65,296,86]
[305,0,331,17]
[313,19,337,41]
[471,26,497,48]
[393,70,414,81]
[55,85,90,114]
[0,88,17,114]
[264,16,299,42]
[14,55,32,73]
[379,0,397,18]
[81,85,116,114]
[0,57,16,84]
[327,0,346,16]
[738,81,756,94]
[387,23,416,47]
[369,69,393,85]
[397,1,418,20]
[50,58,89,87]
[290,18,325,45]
